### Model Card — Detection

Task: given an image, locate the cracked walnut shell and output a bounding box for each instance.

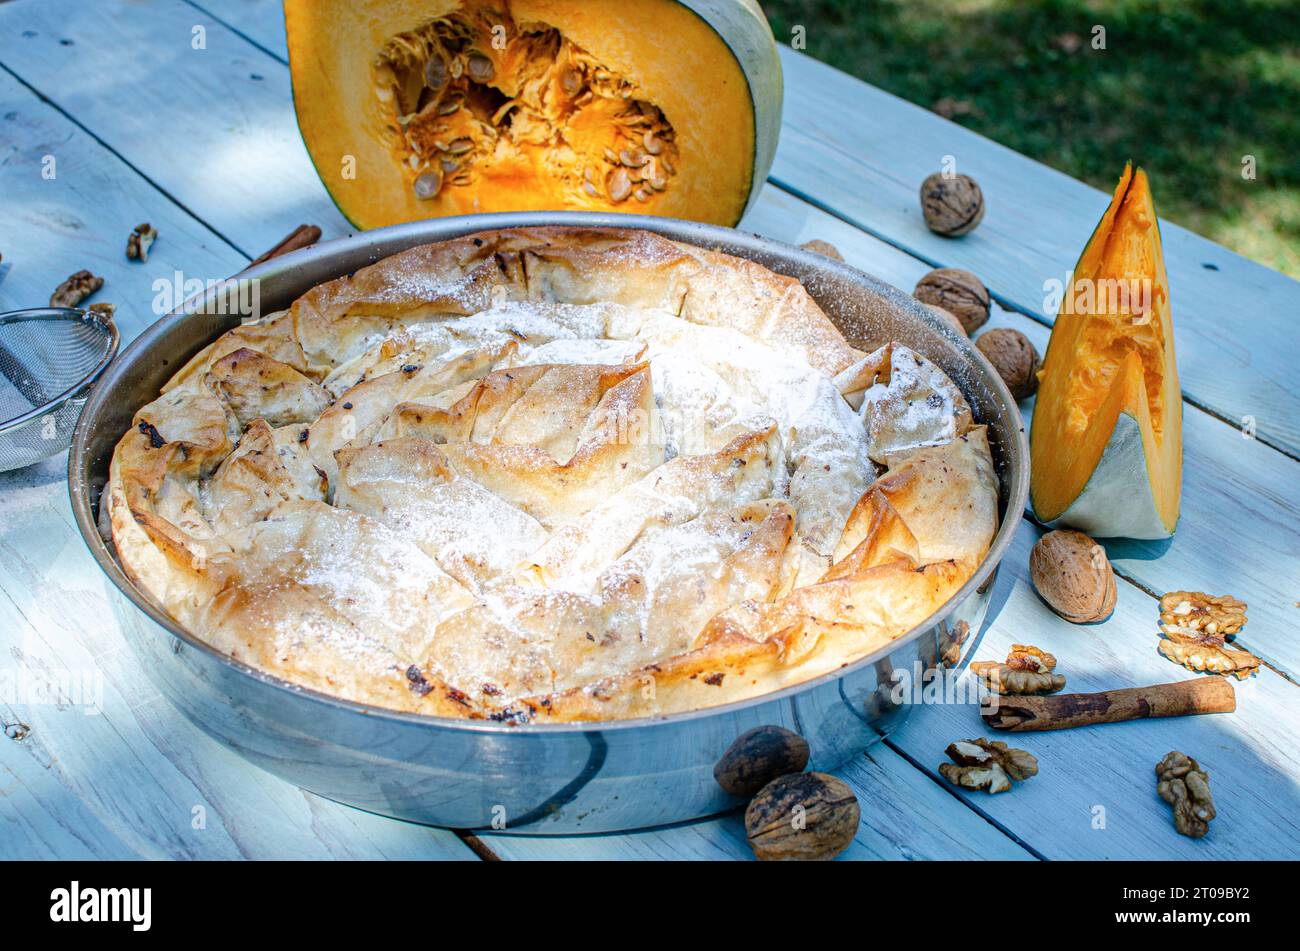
[971,644,1066,694]
[913,267,990,334]
[939,738,1037,794]
[1156,751,1215,838]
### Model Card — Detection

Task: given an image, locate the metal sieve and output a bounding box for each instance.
[0,307,119,473]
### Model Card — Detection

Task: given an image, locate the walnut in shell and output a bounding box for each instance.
[1029,529,1116,623]
[971,643,1066,694]
[938,738,1037,794]
[744,772,860,861]
[976,327,1040,401]
[50,270,103,308]
[920,171,985,236]
[713,725,810,797]
[920,302,968,337]
[799,238,844,262]
[913,267,990,333]
[1156,751,1215,838]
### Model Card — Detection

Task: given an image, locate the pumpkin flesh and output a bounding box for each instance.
[285,0,767,227]
[1031,164,1182,539]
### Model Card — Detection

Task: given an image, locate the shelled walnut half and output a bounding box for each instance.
[1156,751,1215,838]
[971,644,1066,694]
[126,222,158,262]
[938,738,1037,794]
[1157,590,1259,680]
[1160,591,1247,636]
[50,270,103,308]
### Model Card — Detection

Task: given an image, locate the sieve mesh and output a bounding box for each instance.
[0,308,118,472]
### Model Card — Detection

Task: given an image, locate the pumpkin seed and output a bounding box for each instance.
[466,53,494,84]
[450,57,464,79]
[448,138,474,155]
[424,57,448,90]
[603,147,620,164]
[583,180,598,198]
[438,99,461,116]
[620,149,648,168]
[413,169,443,199]
[441,158,459,172]
[642,129,663,155]
[561,66,582,96]
[607,167,632,202]
[633,186,651,202]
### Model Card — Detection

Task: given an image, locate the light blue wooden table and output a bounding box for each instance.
[1,0,1297,860]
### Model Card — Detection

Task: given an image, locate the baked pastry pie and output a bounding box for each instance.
[108,228,998,722]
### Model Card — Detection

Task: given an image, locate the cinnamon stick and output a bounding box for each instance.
[982,678,1235,732]
[247,224,322,267]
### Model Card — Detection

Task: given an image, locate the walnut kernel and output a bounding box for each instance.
[1156,751,1215,838]
[938,738,1037,794]
[970,643,1066,694]
[126,222,158,262]
[1159,591,1247,637]
[50,270,103,308]
[1157,590,1257,679]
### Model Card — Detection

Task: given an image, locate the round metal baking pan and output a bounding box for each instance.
[68,212,1028,834]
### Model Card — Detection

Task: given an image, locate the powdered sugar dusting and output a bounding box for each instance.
[164,262,978,716]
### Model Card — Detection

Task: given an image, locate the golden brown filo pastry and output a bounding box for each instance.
[108,227,998,722]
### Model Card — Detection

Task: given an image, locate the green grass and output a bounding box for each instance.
[761,0,1300,277]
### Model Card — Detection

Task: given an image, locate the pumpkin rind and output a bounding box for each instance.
[1030,164,1182,540]
[284,0,781,227]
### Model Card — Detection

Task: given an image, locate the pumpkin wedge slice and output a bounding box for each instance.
[285,0,782,228]
[1030,163,1182,540]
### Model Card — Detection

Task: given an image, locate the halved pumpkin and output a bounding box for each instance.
[284,0,782,227]
[1030,163,1182,540]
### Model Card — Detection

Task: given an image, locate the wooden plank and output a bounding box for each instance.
[0,468,477,860]
[184,0,286,62]
[743,188,1300,681]
[0,74,243,339]
[0,0,353,258]
[481,742,1035,861]
[886,522,1300,860]
[0,77,477,862]
[773,47,1300,458]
